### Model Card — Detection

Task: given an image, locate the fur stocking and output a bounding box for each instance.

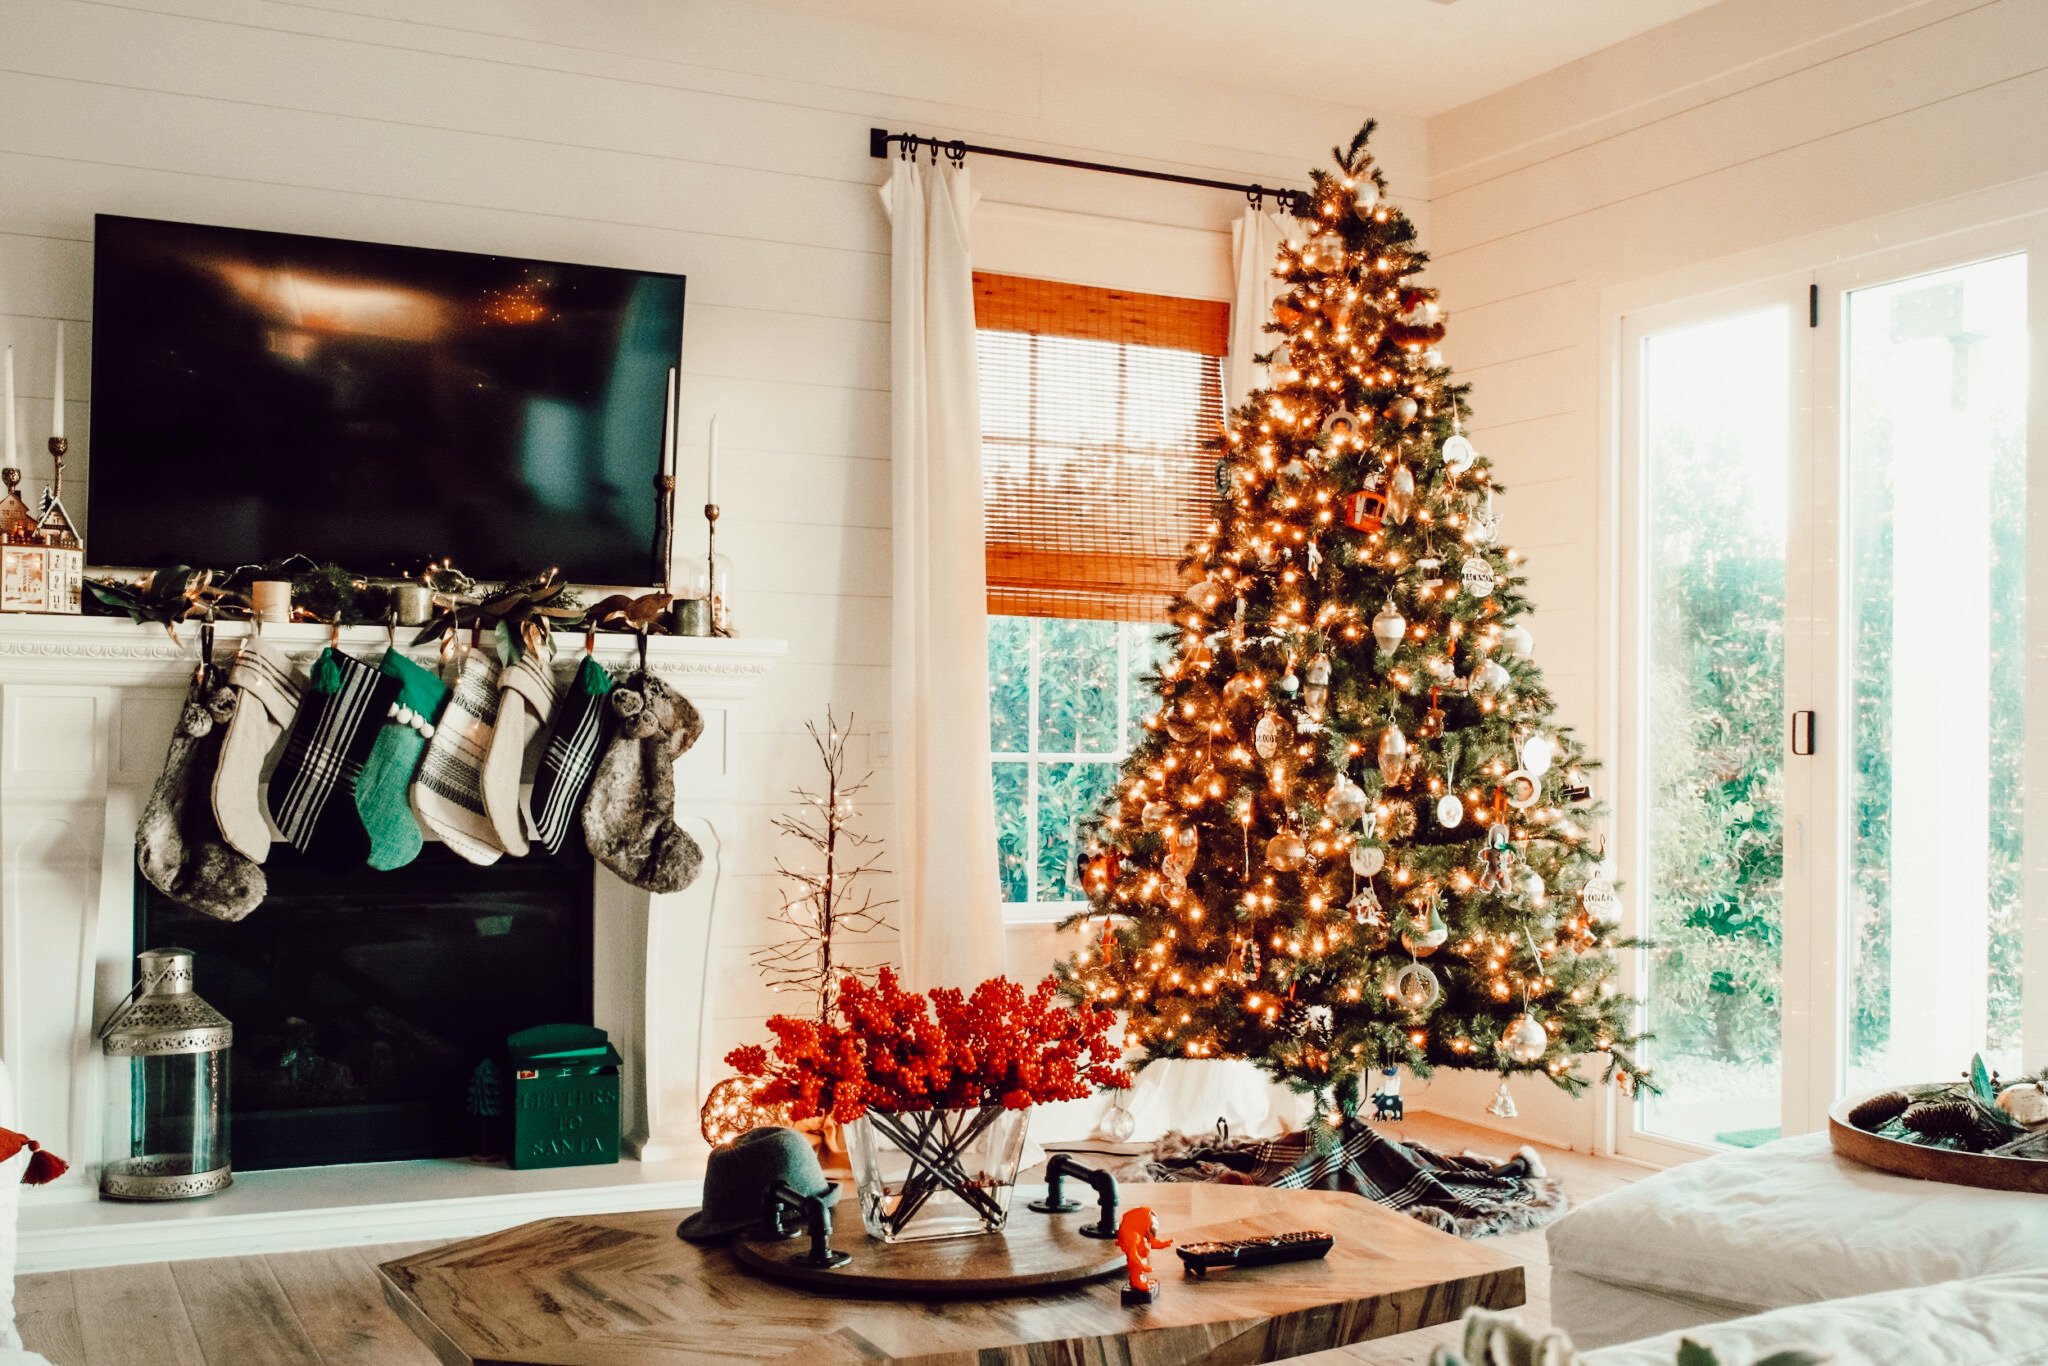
[581,670,704,893]
[137,670,266,921]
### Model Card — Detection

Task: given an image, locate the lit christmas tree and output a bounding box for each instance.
[1059,125,1649,1118]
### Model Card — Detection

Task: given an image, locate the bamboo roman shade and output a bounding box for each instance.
[975,273,1228,622]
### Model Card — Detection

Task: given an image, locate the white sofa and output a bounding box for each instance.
[0,1063,53,1366]
[1581,1270,2048,1366]
[1548,1132,2048,1355]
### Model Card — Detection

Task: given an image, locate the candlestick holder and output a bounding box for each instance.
[48,436,66,500]
[654,472,677,595]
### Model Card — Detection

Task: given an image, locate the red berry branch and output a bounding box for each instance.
[726,967,1130,1124]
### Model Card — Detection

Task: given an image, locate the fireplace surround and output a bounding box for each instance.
[0,615,782,1269]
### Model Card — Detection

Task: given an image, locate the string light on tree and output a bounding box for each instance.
[1053,123,1650,1119]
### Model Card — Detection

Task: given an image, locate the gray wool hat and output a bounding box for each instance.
[676,1126,840,1243]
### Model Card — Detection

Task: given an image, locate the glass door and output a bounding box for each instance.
[1621,224,2046,1160]
[1620,289,1805,1156]
[1830,248,2032,1105]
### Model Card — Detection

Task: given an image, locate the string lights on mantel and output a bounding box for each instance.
[1054,123,1650,1113]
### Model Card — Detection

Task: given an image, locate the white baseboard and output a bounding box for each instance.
[19,1154,708,1272]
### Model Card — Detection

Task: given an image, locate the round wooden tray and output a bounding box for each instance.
[1828,1089,2048,1195]
[731,1206,1126,1298]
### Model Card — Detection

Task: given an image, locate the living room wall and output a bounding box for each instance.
[1419,0,2048,1148]
[0,0,1424,1089]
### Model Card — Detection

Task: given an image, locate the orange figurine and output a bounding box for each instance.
[1116,1206,1173,1307]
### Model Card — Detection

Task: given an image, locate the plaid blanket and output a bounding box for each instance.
[1120,1120,1567,1238]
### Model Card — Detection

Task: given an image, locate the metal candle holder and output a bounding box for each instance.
[48,436,66,497]
[655,471,677,594]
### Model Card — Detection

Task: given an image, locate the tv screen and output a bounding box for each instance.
[88,214,684,584]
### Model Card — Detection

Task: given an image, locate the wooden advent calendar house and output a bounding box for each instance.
[0,468,82,614]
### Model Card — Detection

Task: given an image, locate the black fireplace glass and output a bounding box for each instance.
[136,842,594,1171]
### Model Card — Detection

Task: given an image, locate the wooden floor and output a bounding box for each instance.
[17,1113,1644,1366]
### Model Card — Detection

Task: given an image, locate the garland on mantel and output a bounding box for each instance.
[79,558,696,654]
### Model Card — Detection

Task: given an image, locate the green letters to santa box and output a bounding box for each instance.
[507,1024,621,1170]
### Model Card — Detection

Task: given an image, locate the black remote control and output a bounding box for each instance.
[1174,1229,1334,1277]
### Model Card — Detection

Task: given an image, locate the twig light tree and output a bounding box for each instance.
[755,709,895,1021]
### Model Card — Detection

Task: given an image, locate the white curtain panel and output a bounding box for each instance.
[881,159,1008,993]
[1226,206,1302,409]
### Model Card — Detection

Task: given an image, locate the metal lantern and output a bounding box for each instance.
[98,948,232,1201]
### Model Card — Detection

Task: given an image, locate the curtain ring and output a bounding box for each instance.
[1247,187,1265,211]
[944,141,966,167]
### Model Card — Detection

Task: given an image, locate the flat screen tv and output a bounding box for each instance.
[88,214,684,584]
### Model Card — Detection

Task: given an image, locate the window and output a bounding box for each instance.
[976,274,1227,919]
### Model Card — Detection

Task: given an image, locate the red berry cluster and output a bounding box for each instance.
[725,967,1130,1123]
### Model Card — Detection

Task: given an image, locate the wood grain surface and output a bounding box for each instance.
[1829,1090,2048,1194]
[378,1181,1525,1365]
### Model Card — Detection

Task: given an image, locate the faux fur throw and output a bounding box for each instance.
[0,1126,66,1186]
[1106,1119,1567,1239]
[582,670,705,893]
[137,671,267,921]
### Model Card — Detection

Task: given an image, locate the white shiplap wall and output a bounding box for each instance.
[1419,0,2048,1148]
[0,0,1425,1089]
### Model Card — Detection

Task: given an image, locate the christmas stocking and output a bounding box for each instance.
[268,646,387,856]
[138,670,267,921]
[412,651,505,866]
[582,670,704,893]
[479,644,557,858]
[211,635,303,863]
[354,650,450,871]
[530,653,615,857]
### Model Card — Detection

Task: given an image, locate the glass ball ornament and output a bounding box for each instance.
[1502,621,1534,658]
[1388,395,1420,426]
[1372,599,1407,660]
[1350,842,1385,878]
[1524,868,1547,904]
[1351,179,1381,218]
[1187,575,1227,613]
[1393,961,1442,1014]
[1265,829,1309,872]
[1327,774,1369,826]
[1100,1092,1139,1142]
[1141,800,1171,830]
[1581,865,1622,921]
[1223,672,1258,707]
[1502,1013,1549,1065]
[1471,659,1511,696]
[1377,724,1409,783]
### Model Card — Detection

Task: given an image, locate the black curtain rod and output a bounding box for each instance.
[869,128,1315,217]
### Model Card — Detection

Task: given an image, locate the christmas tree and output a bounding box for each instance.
[1059,125,1649,1117]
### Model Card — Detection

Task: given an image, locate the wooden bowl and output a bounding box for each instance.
[1828,1089,2048,1195]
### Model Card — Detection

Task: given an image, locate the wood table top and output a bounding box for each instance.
[377,1180,1525,1365]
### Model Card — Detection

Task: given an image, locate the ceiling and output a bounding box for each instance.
[757,0,1727,118]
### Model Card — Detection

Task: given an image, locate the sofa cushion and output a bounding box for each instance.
[1548,1133,2048,1318]
[1585,1270,2048,1366]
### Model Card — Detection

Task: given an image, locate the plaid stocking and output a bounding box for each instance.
[412,651,505,866]
[529,653,615,857]
[266,646,384,856]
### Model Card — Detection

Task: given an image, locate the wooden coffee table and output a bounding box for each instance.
[379,1181,1524,1364]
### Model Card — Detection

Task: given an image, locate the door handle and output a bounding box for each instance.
[1791,710,1816,756]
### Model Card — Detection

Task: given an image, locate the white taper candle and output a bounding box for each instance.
[3,346,15,467]
[707,415,720,506]
[661,367,677,477]
[51,322,64,441]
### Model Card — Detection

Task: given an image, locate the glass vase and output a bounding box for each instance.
[845,1104,1031,1243]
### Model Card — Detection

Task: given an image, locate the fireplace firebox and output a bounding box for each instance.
[136,841,594,1171]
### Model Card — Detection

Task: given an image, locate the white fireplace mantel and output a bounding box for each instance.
[0,614,783,1271]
